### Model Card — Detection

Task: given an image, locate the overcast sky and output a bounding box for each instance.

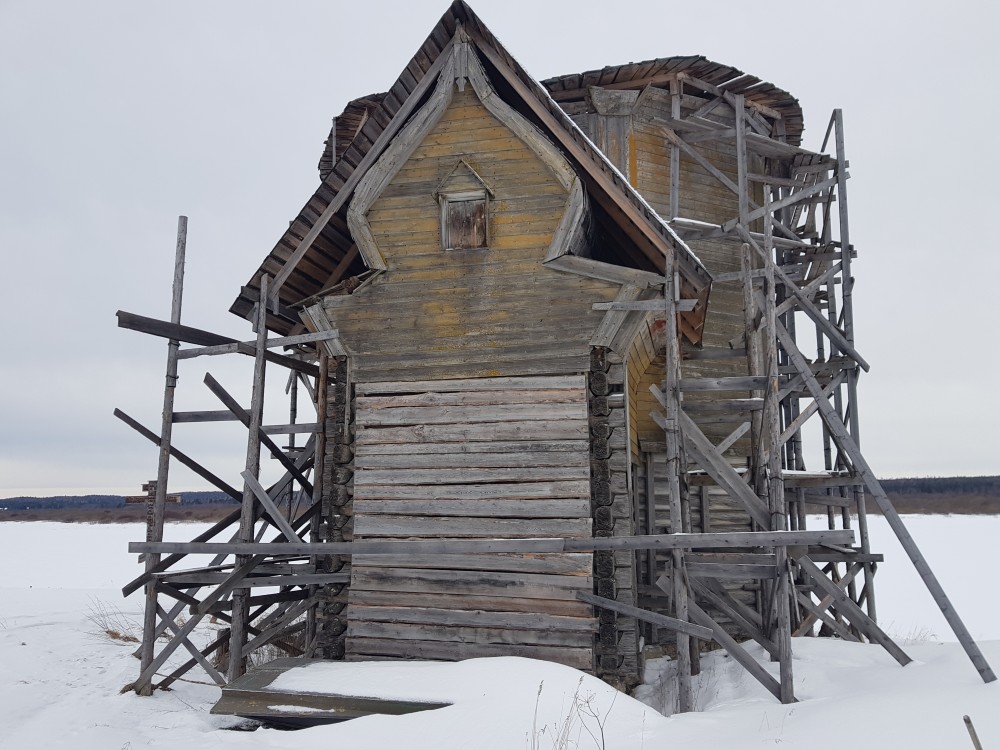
[1,0,997,497]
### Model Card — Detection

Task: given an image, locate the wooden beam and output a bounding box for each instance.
[776,320,995,683]
[203,373,314,496]
[576,591,712,640]
[117,310,319,377]
[796,556,910,666]
[113,409,241,500]
[177,330,339,360]
[131,529,855,557]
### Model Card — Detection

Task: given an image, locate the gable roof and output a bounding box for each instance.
[230,1,714,341]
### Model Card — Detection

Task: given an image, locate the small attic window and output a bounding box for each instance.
[434,160,494,251]
[440,190,488,250]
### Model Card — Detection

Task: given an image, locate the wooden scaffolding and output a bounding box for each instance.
[116,53,995,711]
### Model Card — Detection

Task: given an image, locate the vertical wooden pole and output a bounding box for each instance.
[304,352,328,655]
[662,250,693,712]
[137,215,187,696]
[228,274,270,682]
[763,187,793,702]
[668,78,681,220]
[832,110,877,621]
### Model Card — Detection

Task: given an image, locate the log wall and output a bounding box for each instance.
[344,375,597,670]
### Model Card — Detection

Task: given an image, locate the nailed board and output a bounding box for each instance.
[346,375,596,669]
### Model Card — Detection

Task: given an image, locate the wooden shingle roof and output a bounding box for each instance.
[233,2,777,341]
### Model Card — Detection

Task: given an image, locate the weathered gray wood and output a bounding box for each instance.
[114,409,242,501]
[346,604,596,632]
[261,422,321,435]
[680,376,770,392]
[796,555,911,666]
[792,562,863,636]
[352,552,592,576]
[347,636,593,670]
[177,330,339,359]
[354,448,589,469]
[667,571,786,702]
[241,471,303,544]
[352,498,590,518]
[592,299,698,312]
[356,374,585,395]
[793,591,860,642]
[776,321,995,682]
[132,529,856,557]
[660,406,770,528]
[203,373,313,495]
[354,515,592,539]
[353,480,590,501]
[137,216,188,697]
[229,275,271,683]
[347,620,593,648]
[172,410,240,423]
[355,465,588,485]
[690,579,778,659]
[544,254,667,289]
[116,310,319,377]
[577,591,712,639]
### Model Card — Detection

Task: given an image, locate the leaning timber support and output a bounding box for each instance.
[136,216,187,696]
[228,275,270,682]
[775,320,996,683]
[660,249,693,712]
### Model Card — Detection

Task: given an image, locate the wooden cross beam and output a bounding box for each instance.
[155,604,226,686]
[177,330,340,360]
[793,562,864,637]
[203,373,314,495]
[796,556,910,666]
[690,579,778,659]
[775,319,996,683]
[576,591,713,640]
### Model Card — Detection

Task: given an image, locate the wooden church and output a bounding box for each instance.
[120,0,995,708]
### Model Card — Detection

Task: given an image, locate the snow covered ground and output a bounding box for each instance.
[0,517,997,749]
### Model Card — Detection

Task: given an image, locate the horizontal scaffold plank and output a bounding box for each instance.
[352,480,591,501]
[355,375,586,395]
[352,498,591,519]
[353,516,592,539]
[131,530,856,557]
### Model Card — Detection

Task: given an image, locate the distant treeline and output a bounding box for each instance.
[0,491,236,511]
[880,476,1000,496]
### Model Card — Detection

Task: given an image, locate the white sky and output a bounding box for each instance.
[1,0,997,497]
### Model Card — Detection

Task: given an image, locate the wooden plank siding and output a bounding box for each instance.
[345,375,597,670]
[323,86,619,383]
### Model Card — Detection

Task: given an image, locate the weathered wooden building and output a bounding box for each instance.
[119,0,994,709]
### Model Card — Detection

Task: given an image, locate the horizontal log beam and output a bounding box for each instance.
[130,529,855,557]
